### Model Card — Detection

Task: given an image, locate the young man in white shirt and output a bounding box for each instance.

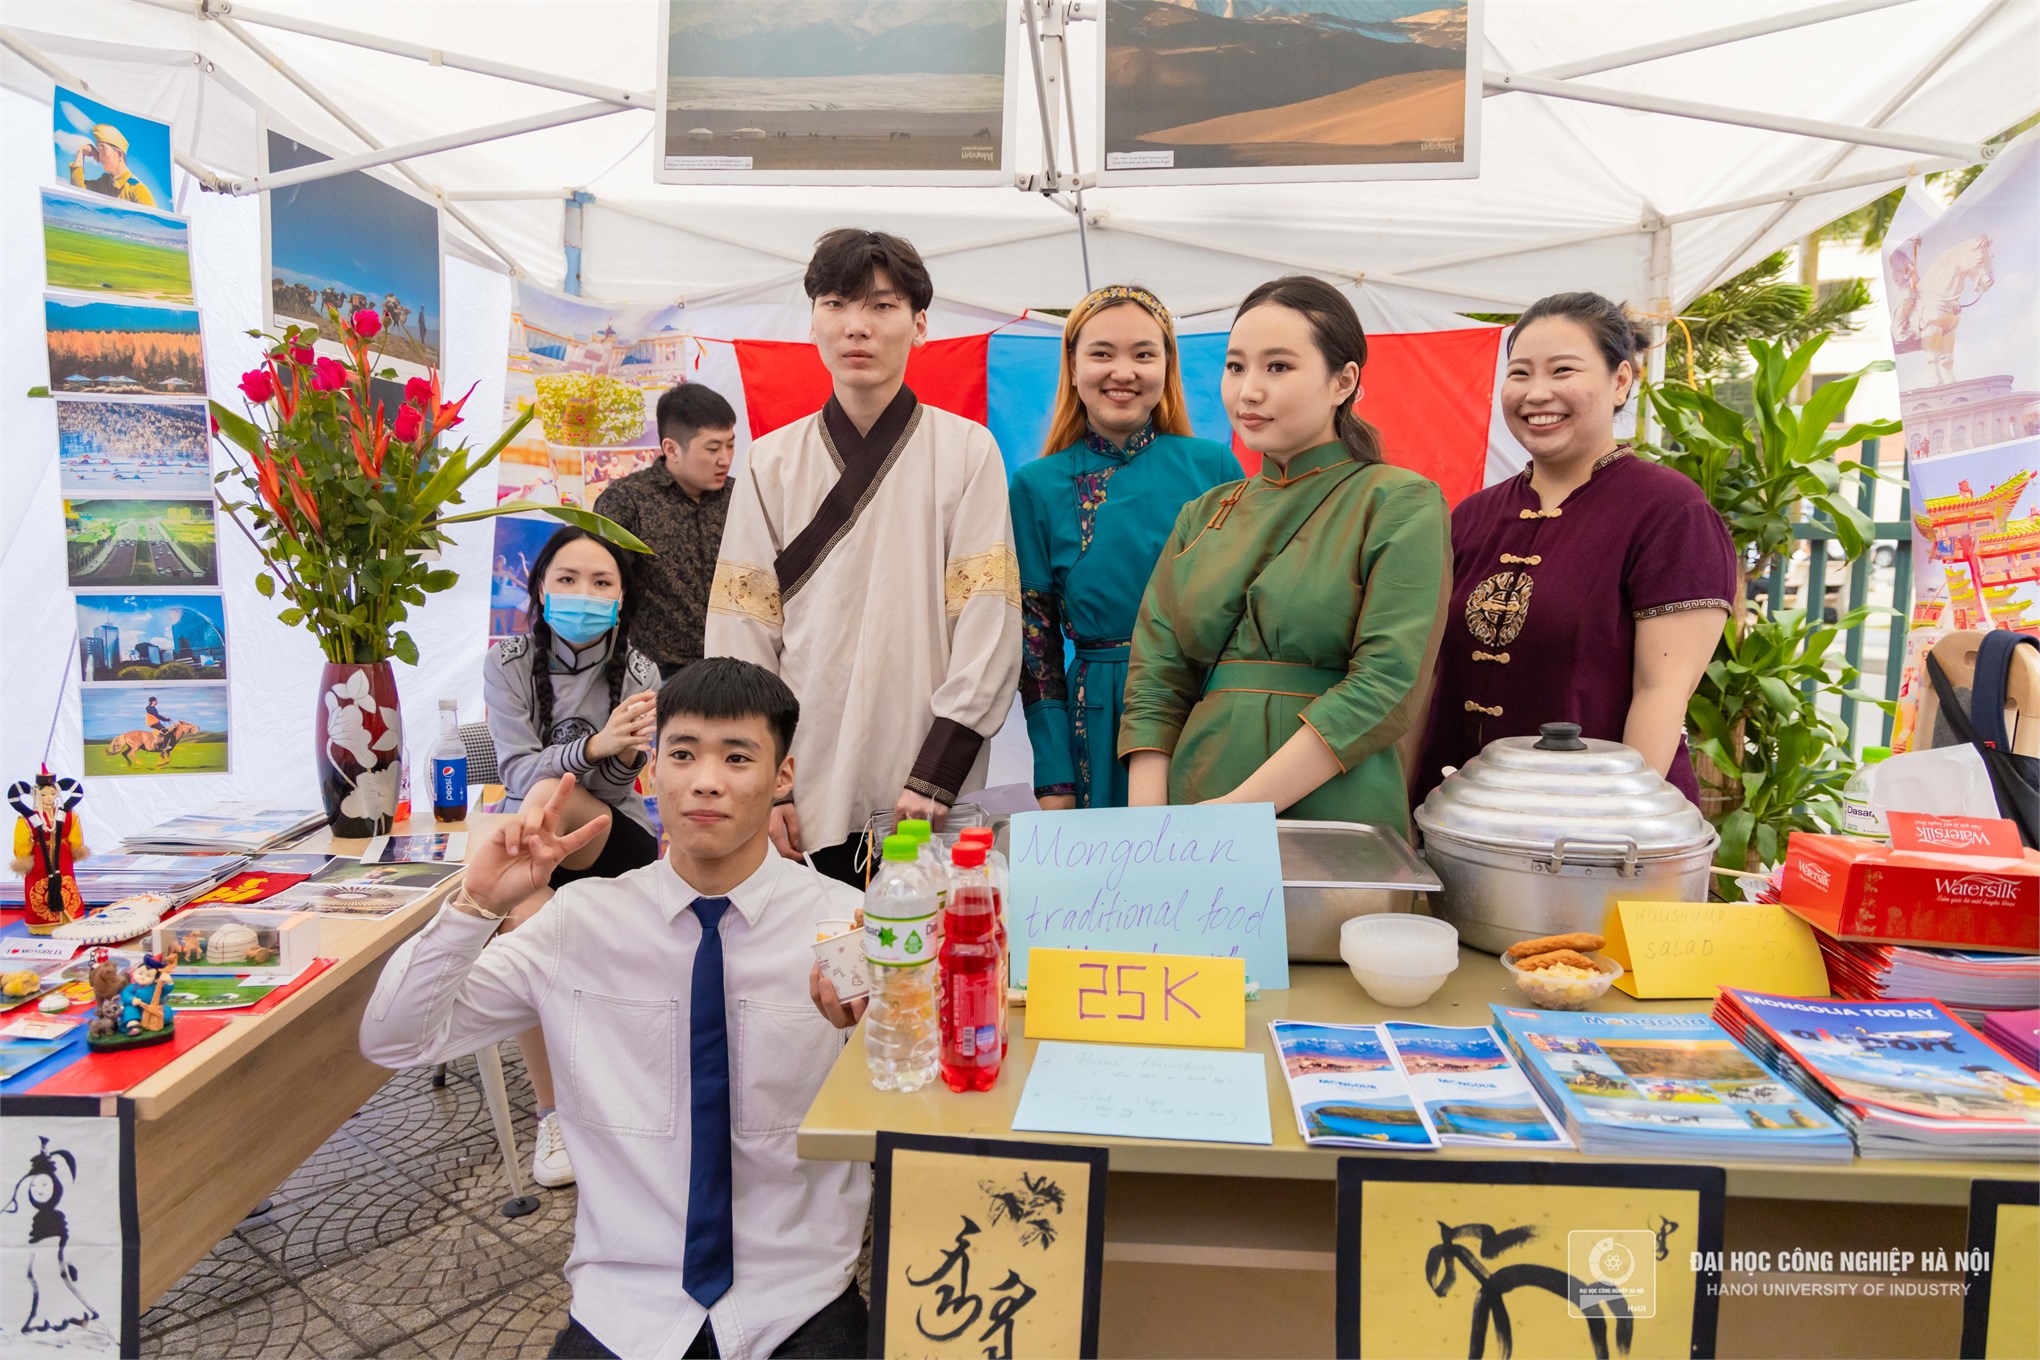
[360,659,867,1359]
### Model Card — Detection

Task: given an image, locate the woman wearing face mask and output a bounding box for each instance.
[1119,277,1449,829]
[1011,284,1241,810]
[483,526,662,891]
[482,525,662,1190]
[1414,292,1736,807]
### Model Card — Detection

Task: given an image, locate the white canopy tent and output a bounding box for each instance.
[2,0,2034,842]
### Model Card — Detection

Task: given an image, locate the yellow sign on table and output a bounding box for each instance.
[1024,947,1245,1049]
[1601,900,1830,999]
[871,1133,1106,1360]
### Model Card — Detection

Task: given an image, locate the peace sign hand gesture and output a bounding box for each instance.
[460,775,610,918]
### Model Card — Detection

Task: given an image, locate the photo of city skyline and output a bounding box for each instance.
[76,591,228,683]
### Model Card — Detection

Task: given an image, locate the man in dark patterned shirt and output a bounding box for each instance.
[594,383,738,678]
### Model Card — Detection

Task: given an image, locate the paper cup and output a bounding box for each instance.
[811,926,870,1001]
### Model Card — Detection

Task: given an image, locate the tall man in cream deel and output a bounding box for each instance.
[706,229,1020,883]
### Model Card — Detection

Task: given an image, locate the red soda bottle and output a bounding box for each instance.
[958,828,1008,1058]
[938,841,1004,1092]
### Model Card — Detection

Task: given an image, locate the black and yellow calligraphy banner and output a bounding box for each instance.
[1334,1158,1725,1360]
[1962,1178,2039,1360]
[869,1133,1107,1360]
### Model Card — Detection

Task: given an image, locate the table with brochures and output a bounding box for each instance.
[116,815,464,1305]
[799,954,2039,1359]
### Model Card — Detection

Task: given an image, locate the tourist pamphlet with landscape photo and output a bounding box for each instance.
[1379,1022,1571,1148]
[1271,1021,1437,1150]
[1715,989,2040,1160]
[1492,1005,1854,1162]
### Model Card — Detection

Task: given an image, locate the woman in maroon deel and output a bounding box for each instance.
[1414,292,1737,807]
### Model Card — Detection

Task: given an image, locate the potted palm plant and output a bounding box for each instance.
[210,307,643,837]
[1640,334,1901,868]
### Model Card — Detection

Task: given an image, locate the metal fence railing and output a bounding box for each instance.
[1755,437,1914,749]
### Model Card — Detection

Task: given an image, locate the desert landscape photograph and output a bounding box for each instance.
[1105,0,1472,176]
[662,0,1007,176]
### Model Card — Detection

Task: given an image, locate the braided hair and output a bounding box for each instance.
[524,526,639,744]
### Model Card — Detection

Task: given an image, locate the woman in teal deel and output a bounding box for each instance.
[1009,285,1241,809]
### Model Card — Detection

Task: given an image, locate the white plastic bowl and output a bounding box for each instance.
[1340,914,1460,1008]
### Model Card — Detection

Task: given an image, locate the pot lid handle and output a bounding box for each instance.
[1532,721,1588,752]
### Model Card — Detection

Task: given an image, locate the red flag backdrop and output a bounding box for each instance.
[732,335,991,439]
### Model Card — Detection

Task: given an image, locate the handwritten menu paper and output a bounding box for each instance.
[1006,804,1289,989]
[1601,900,1830,999]
[1011,1041,1274,1145]
[870,1133,1105,1360]
[1025,947,1245,1049]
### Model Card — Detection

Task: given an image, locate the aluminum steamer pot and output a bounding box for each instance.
[1413,722,1718,955]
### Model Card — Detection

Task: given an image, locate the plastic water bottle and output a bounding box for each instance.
[430,699,469,824]
[864,834,939,1092]
[897,818,945,903]
[939,841,1005,1093]
[958,828,1009,1054]
[1842,746,1893,840]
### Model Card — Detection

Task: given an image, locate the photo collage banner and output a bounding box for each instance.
[1880,130,2040,748]
[43,87,230,779]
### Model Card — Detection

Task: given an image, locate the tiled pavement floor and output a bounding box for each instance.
[143,1050,580,1359]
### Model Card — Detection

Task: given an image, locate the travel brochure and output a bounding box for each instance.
[0,852,243,907]
[1714,989,2040,1160]
[1269,1020,1568,1151]
[1491,1005,1855,1162]
[1814,936,2040,1015]
[119,803,325,853]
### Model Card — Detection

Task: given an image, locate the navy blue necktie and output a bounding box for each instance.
[684,895,734,1310]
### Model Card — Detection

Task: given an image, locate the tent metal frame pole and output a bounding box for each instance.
[1641,224,1673,446]
[1099,218,1535,309]
[1516,0,1921,82]
[593,198,813,266]
[1483,70,1987,161]
[444,189,577,202]
[1658,156,1972,226]
[207,10,521,275]
[1676,0,2011,305]
[562,191,593,296]
[163,0,649,109]
[220,99,638,195]
[1,25,225,187]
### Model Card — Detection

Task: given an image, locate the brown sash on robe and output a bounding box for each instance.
[774,386,922,605]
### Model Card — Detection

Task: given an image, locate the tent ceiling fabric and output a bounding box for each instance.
[3,0,2034,314]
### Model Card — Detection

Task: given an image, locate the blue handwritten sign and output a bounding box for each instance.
[1007,804,1288,989]
[1011,1041,1274,1145]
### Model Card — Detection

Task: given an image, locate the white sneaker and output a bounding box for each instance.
[531,1111,575,1189]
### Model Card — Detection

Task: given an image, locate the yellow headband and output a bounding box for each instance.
[1071,284,1173,339]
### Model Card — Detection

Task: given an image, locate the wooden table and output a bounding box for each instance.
[124,816,466,1305]
[800,952,2038,1358]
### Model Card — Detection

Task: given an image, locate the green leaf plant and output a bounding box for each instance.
[1638,334,1901,870]
[209,307,647,666]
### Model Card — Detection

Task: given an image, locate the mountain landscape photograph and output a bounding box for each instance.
[662,0,1008,176]
[1105,0,1473,176]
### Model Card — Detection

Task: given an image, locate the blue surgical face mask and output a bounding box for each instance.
[543,592,619,645]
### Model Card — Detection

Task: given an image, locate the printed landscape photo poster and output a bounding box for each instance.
[1879,129,2040,749]
[44,297,206,398]
[1099,0,1482,185]
[263,129,444,374]
[54,400,210,498]
[40,189,192,306]
[1335,1158,1723,1360]
[64,498,218,589]
[655,0,1014,186]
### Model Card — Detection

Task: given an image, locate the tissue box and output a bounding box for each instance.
[1780,832,2039,952]
[151,907,325,972]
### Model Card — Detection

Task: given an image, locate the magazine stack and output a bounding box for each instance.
[0,852,244,907]
[1815,936,2040,1018]
[1491,1005,1854,1161]
[1714,989,2040,1160]
[1981,1011,2039,1070]
[119,802,326,855]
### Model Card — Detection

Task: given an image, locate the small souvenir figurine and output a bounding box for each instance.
[9,767,89,935]
[120,954,176,1038]
[84,950,128,1043]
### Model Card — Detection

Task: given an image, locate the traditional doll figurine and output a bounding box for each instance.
[84,950,129,1042]
[8,768,89,935]
[119,954,176,1037]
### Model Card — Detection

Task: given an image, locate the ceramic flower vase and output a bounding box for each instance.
[316,661,404,838]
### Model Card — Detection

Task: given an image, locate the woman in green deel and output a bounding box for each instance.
[1118,276,1449,831]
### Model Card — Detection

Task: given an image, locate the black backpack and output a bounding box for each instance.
[1923,631,2040,849]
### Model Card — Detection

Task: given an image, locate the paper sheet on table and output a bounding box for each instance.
[1011,1041,1273,1145]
